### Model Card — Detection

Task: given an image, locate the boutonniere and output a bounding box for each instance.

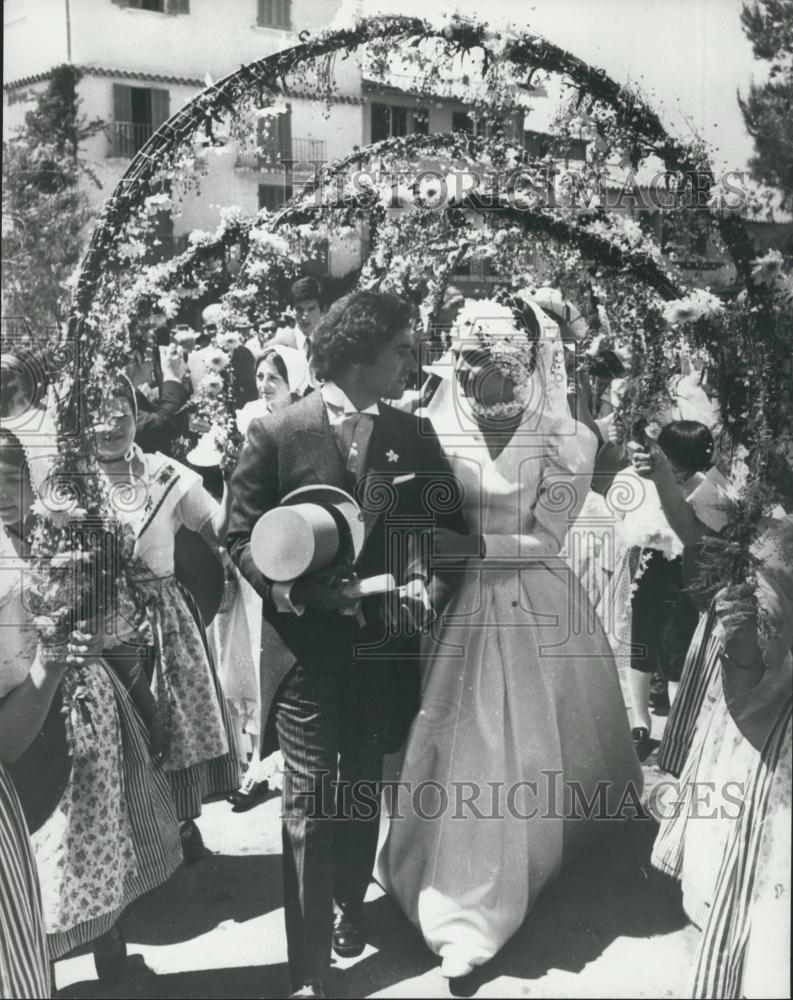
[385,449,399,463]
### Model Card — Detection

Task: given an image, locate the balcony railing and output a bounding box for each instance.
[236,137,327,173]
[109,120,155,158]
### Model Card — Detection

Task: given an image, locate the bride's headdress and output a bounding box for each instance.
[444,293,568,421]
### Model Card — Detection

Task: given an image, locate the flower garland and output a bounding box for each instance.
[22,8,785,630]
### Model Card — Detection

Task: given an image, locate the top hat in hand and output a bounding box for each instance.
[250,485,366,583]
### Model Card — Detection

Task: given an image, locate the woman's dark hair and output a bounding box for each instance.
[0,347,51,417]
[310,291,413,382]
[257,348,289,385]
[588,349,626,380]
[503,293,542,375]
[657,420,714,473]
[112,374,137,412]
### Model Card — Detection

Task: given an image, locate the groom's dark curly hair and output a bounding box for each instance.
[311,290,413,382]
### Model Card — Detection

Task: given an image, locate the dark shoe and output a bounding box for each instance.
[649,676,670,713]
[332,904,365,958]
[289,984,326,998]
[93,924,126,983]
[229,775,270,812]
[180,819,207,862]
[632,726,652,762]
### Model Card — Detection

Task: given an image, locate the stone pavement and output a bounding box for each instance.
[55,720,699,999]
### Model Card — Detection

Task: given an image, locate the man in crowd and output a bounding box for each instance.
[273,276,325,362]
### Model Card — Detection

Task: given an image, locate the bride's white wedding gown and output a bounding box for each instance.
[378,401,643,977]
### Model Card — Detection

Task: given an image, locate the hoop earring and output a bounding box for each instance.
[124,445,135,462]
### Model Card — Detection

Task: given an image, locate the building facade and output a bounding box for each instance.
[3,0,367,273]
[3,0,581,285]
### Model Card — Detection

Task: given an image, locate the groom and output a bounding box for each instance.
[226,290,466,998]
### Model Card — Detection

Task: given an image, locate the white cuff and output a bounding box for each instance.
[595,414,614,437]
[272,581,305,615]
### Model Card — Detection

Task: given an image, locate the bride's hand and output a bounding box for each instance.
[433,528,485,559]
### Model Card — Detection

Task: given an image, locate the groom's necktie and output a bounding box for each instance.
[340,411,376,483]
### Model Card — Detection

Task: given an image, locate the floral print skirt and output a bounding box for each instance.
[143,577,240,820]
[30,661,182,960]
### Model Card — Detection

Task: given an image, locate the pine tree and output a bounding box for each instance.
[738,0,793,211]
[1,66,105,342]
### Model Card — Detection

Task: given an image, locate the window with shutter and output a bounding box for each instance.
[111,83,133,156]
[452,111,473,135]
[150,88,170,130]
[109,84,168,157]
[391,107,408,137]
[414,107,430,135]
[257,105,292,165]
[371,103,389,144]
[277,104,292,161]
[371,103,423,142]
[257,0,291,28]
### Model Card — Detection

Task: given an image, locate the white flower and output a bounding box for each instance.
[482,20,518,57]
[427,10,463,39]
[144,193,173,215]
[117,240,146,260]
[415,174,446,207]
[750,249,785,285]
[386,449,399,463]
[188,228,213,247]
[707,176,746,216]
[247,259,271,278]
[156,293,180,319]
[663,288,724,326]
[328,0,360,32]
[615,217,643,247]
[206,348,229,371]
[250,229,290,255]
[216,331,242,353]
[217,206,244,228]
[200,373,224,396]
[454,298,517,345]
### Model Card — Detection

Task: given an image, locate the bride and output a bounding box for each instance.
[378,294,643,978]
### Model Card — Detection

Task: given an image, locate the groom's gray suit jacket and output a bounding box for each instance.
[226,389,467,752]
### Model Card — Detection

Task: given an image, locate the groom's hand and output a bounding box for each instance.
[290,565,360,612]
[393,577,435,634]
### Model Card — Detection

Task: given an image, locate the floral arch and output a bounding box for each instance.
[30,11,791,618]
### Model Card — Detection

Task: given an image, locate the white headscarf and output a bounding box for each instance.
[236,344,311,436]
[263,344,310,398]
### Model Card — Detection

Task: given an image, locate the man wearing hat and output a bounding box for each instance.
[227,290,466,998]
